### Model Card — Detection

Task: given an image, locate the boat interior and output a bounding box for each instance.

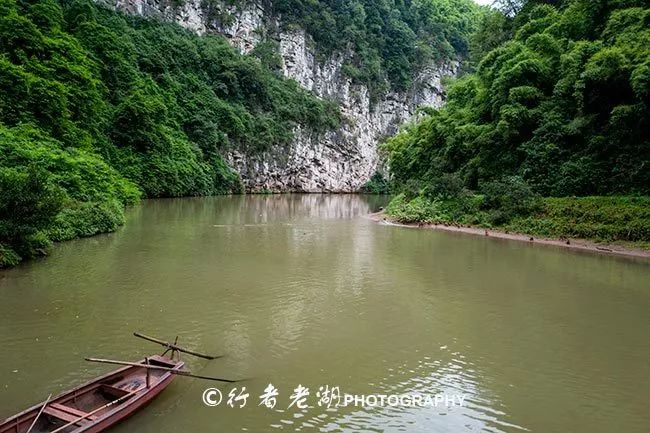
[1,356,179,433]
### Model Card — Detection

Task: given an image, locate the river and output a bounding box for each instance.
[1,195,649,433]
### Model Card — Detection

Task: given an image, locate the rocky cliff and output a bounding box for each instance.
[101,0,458,192]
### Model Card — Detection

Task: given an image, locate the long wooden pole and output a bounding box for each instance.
[25,393,52,433]
[85,358,239,383]
[133,332,220,360]
[49,391,137,433]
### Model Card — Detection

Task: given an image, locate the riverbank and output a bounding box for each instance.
[367,211,650,260]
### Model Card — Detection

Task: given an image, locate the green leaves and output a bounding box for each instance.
[0,121,137,267]
[0,124,140,206]
[507,196,650,243]
[0,164,64,266]
[480,175,542,224]
[361,172,390,194]
[27,0,64,31]
[387,0,650,200]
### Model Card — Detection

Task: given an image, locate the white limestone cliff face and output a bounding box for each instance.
[100,0,458,192]
[109,0,207,33]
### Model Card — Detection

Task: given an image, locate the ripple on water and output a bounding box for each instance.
[270,351,528,433]
[1,195,649,433]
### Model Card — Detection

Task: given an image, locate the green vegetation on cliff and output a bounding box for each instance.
[274,0,481,97]
[385,0,650,245]
[0,0,339,267]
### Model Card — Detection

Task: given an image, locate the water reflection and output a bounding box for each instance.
[1,195,649,433]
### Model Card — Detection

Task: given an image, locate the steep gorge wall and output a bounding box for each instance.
[101,0,458,192]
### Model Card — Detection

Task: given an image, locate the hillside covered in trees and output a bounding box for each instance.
[0,0,481,267]
[385,0,650,244]
[0,0,343,266]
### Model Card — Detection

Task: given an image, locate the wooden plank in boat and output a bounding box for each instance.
[43,407,90,425]
[49,403,97,421]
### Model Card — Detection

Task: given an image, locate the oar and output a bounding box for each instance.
[133,332,221,360]
[85,358,241,383]
[25,393,52,433]
[49,391,137,433]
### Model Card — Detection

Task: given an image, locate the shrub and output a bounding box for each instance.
[0,166,64,266]
[48,200,125,242]
[0,124,138,266]
[480,176,542,224]
[386,194,446,223]
[424,173,467,201]
[507,197,650,242]
[361,172,390,194]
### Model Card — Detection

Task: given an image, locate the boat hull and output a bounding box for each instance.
[75,372,174,433]
[1,355,184,433]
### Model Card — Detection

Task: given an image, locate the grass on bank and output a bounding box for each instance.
[385,193,650,248]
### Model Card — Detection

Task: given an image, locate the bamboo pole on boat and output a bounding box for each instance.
[48,391,137,433]
[145,357,151,389]
[84,358,240,383]
[25,393,52,433]
[133,332,220,360]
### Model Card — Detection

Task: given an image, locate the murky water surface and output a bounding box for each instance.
[1,195,649,433]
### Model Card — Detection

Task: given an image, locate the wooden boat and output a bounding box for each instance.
[0,355,184,433]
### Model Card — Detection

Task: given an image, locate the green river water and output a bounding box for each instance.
[1,194,649,433]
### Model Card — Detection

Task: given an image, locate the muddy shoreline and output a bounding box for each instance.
[366,211,650,260]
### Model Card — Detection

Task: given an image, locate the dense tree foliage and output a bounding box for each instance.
[0,0,340,266]
[385,0,650,242]
[273,0,481,97]
[0,124,140,266]
[389,0,650,196]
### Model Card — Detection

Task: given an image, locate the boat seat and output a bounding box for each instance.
[49,403,98,421]
[100,384,131,398]
[43,406,91,426]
